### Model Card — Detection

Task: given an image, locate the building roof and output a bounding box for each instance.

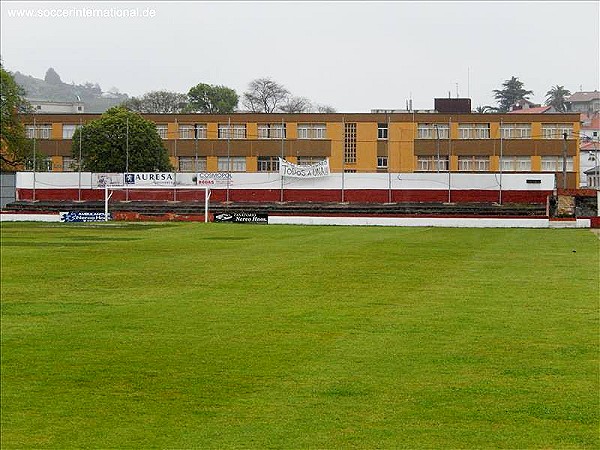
[581,140,600,151]
[566,91,600,103]
[508,106,552,114]
[580,112,600,130]
[584,166,599,175]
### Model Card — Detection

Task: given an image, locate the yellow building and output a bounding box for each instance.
[21,110,581,188]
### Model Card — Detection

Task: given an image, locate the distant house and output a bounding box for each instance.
[578,112,600,187]
[509,99,556,114]
[28,99,85,114]
[565,91,600,114]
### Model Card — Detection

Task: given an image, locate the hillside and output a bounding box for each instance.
[12,68,129,113]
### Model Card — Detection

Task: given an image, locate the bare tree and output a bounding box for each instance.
[315,104,337,113]
[280,96,312,113]
[243,78,289,113]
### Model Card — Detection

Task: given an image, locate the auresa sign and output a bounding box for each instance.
[125,173,175,186]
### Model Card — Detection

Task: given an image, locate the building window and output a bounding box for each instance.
[458,156,490,171]
[417,123,450,139]
[297,123,326,139]
[178,125,194,139]
[542,124,574,139]
[377,156,388,168]
[62,157,79,172]
[458,124,490,139]
[297,156,326,165]
[218,124,246,139]
[378,123,388,140]
[344,123,356,164]
[179,157,207,172]
[218,156,246,172]
[257,156,280,172]
[156,124,168,139]
[501,123,532,139]
[25,158,53,171]
[417,156,449,171]
[500,156,532,172]
[541,156,573,171]
[258,123,286,139]
[25,125,52,139]
[195,124,207,139]
[62,124,81,139]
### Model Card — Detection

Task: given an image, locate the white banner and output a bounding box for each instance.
[279,158,330,178]
[92,173,124,187]
[124,172,175,186]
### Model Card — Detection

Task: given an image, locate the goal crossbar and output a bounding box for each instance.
[99,185,211,222]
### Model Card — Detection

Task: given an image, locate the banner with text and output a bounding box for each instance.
[279,158,330,178]
[93,173,124,187]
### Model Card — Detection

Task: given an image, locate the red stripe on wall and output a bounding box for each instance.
[17,188,553,204]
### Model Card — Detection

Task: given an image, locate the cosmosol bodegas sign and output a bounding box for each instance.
[194,173,233,186]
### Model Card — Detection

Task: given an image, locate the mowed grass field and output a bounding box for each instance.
[1,222,598,449]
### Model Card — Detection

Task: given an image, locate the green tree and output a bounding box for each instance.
[187,83,238,113]
[474,105,497,113]
[72,107,172,172]
[545,85,571,112]
[121,91,188,113]
[1,64,33,171]
[493,76,533,113]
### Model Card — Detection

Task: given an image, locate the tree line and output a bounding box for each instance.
[476,76,572,113]
[121,78,336,114]
[0,63,582,172]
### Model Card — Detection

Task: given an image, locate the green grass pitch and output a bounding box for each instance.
[1,222,598,448]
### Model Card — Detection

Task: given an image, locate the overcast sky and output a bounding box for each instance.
[2,1,599,112]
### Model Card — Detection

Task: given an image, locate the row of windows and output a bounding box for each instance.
[416,156,574,172]
[417,123,575,140]
[25,122,578,141]
[24,155,575,174]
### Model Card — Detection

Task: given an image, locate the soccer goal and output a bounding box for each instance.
[101,185,211,222]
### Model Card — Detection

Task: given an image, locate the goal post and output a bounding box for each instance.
[101,185,211,222]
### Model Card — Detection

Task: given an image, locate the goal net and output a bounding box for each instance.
[99,185,211,222]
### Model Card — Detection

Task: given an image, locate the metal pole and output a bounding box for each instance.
[173,124,178,201]
[447,118,452,203]
[226,117,231,204]
[125,116,129,201]
[32,116,36,202]
[388,115,392,203]
[435,124,441,173]
[341,116,345,203]
[562,132,568,190]
[280,118,285,202]
[78,117,82,201]
[499,118,503,205]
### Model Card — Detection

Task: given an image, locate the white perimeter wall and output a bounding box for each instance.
[16,172,555,191]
